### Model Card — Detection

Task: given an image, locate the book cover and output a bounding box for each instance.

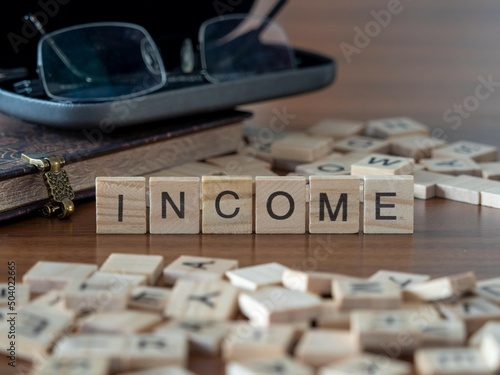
[0,110,252,222]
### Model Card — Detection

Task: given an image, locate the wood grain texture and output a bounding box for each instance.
[363,175,414,234]
[3,2,500,374]
[96,177,147,234]
[149,177,201,234]
[255,176,307,234]
[309,175,360,234]
[201,176,253,234]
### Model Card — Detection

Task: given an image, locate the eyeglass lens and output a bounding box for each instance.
[38,24,166,102]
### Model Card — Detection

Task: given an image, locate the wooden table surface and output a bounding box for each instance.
[2,1,500,374]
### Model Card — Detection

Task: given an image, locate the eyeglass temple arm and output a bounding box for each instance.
[0,67,28,83]
[266,0,287,21]
[222,0,291,71]
[26,14,93,83]
[255,0,287,36]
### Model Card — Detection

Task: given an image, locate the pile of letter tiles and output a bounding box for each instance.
[1,253,500,374]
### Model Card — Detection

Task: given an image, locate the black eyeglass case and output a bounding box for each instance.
[0,1,336,129]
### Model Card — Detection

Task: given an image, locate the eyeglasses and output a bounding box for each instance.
[10,0,296,103]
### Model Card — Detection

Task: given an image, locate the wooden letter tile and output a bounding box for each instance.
[126,332,188,371]
[282,269,342,296]
[436,175,500,205]
[116,368,196,375]
[363,175,414,234]
[405,271,476,302]
[390,135,447,161]
[163,255,238,285]
[34,357,110,375]
[149,177,200,234]
[222,322,296,361]
[351,154,414,176]
[54,334,127,372]
[96,177,147,234]
[365,116,429,139]
[255,176,306,234]
[64,271,141,313]
[0,305,74,362]
[333,278,402,310]
[479,330,500,373]
[353,308,465,352]
[307,118,365,140]
[100,253,164,285]
[22,261,97,294]
[333,136,390,154]
[351,310,419,355]
[420,157,482,176]
[129,286,171,312]
[77,310,163,334]
[242,128,297,163]
[439,296,500,334]
[206,153,271,172]
[480,161,500,180]
[227,355,314,375]
[56,333,188,373]
[469,321,500,347]
[238,286,322,326]
[294,329,359,368]
[475,276,500,304]
[201,175,253,234]
[309,175,360,234]
[481,186,500,209]
[431,140,498,162]
[415,347,492,375]
[413,170,456,200]
[271,133,333,163]
[155,319,233,355]
[0,282,30,307]
[315,300,351,329]
[225,262,290,291]
[295,154,350,177]
[416,319,466,347]
[369,270,430,290]
[27,290,71,313]
[319,353,412,375]
[165,279,238,321]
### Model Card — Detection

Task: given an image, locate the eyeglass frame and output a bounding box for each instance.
[9,0,291,102]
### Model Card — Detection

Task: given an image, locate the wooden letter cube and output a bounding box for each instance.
[351,154,414,176]
[99,253,164,285]
[431,140,498,162]
[149,177,200,234]
[238,286,322,326]
[163,255,238,285]
[309,175,360,234]
[96,177,147,234]
[222,322,296,362]
[333,136,390,154]
[227,356,314,375]
[165,280,238,321]
[320,353,412,375]
[271,133,333,163]
[333,278,402,310]
[255,176,306,234]
[22,261,97,294]
[366,116,429,139]
[202,175,253,234]
[363,175,414,234]
[415,348,492,375]
[294,329,359,368]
